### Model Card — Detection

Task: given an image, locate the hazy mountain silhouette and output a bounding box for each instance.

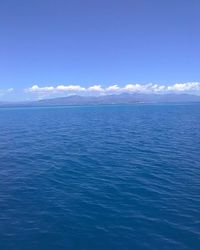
[1,93,200,107]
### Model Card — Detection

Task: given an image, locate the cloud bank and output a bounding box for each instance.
[26,82,200,96]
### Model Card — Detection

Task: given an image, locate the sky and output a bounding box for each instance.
[0,0,200,101]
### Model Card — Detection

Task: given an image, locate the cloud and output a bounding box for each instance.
[87,85,104,92]
[167,82,200,92]
[0,88,14,96]
[7,88,14,93]
[56,85,85,91]
[26,85,54,93]
[105,85,120,92]
[123,84,148,93]
[122,82,200,93]
[25,82,200,96]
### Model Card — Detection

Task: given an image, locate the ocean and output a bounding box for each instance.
[0,104,199,250]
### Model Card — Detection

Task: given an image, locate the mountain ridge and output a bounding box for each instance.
[0,93,200,107]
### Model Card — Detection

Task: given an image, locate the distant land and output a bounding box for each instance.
[1,93,200,108]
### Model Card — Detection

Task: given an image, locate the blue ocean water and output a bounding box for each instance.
[0,104,200,250]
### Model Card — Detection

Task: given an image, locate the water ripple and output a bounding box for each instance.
[0,104,200,250]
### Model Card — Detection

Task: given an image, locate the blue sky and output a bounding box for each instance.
[0,0,200,100]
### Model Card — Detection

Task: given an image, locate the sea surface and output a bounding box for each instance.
[0,104,200,250]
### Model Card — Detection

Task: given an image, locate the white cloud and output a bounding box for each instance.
[150,84,166,92]
[123,84,148,93]
[167,82,200,92]
[27,85,54,93]
[122,83,168,93]
[105,85,120,92]
[25,82,200,96]
[56,85,85,91]
[87,85,104,92]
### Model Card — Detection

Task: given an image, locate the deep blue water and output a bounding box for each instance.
[0,104,200,250]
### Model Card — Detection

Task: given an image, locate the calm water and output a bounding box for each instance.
[0,104,200,250]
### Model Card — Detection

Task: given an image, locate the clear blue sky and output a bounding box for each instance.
[0,0,200,100]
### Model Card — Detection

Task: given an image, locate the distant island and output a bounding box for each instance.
[1,93,200,108]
